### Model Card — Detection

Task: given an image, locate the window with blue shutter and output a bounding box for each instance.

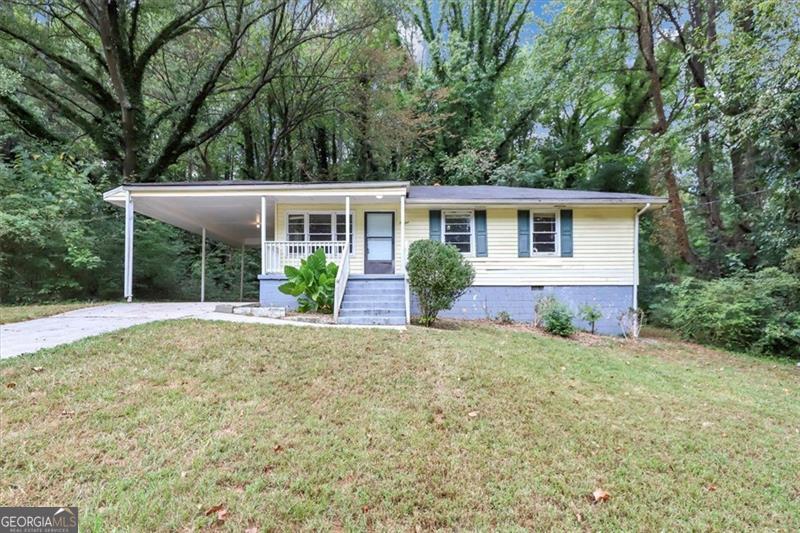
[429,210,442,241]
[560,209,573,257]
[517,210,530,257]
[475,210,487,257]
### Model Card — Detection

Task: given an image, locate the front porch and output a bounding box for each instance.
[103,181,411,325]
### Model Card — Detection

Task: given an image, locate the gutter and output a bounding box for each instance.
[406,198,669,206]
[632,203,651,336]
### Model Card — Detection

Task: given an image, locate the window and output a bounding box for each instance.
[308,213,332,241]
[443,211,473,253]
[287,214,305,242]
[531,211,558,254]
[285,212,353,253]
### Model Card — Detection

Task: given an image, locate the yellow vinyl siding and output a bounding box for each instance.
[275,202,402,275]
[403,207,635,286]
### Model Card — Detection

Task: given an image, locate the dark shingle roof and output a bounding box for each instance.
[407,185,666,204]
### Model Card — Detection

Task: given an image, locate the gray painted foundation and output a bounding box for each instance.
[258,275,298,310]
[260,275,633,336]
[411,285,633,335]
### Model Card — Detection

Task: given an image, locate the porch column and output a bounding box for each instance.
[399,194,406,271]
[345,195,350,251]
[200,227,206,303]
[239,243,245,302]
[123,190,134,302]
[260,196,267,275]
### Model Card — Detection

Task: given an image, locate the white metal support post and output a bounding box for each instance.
[632,203,651,337]
[260,196,267,275]
[200,227,206,303]
[400,195,406,270]
[401,193,410,324]
[345,195,350,252]
[123,190,134,302]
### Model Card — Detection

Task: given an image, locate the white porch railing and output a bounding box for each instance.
[333,236,350,321]
[263,240,347,274]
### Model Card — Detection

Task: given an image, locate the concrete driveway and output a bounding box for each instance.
[0,303,232,359]
[0,302,402,359]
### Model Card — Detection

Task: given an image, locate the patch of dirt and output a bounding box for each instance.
[284,312,335,324]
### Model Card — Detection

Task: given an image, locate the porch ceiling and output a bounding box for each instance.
[105,194,272,246]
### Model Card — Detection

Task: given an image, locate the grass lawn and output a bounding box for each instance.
[1,321,798,530]
[0,302,109,325]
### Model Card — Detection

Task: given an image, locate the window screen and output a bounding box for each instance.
[532,212,557,253]
[443,211,472,253]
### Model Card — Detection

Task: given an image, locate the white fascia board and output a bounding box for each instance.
[405,198,668,207]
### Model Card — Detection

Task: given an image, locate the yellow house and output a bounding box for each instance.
[104,181,667,333]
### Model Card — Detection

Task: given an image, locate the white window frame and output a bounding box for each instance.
[441,210,475,256]
[530,209,560,256]
[285,211,355,254]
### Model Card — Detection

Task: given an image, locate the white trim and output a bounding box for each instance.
[633,203,651,310]
[123,191,134,302]
[530,209,560,257]
[260,196,267,275]
[441,209,475,256]
[406,198,669,206]
[284,210,356,255]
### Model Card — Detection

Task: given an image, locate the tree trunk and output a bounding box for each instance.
[631,0,699,267]
[240,120,256,180]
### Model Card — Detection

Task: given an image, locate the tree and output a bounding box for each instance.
[0,0,370,182]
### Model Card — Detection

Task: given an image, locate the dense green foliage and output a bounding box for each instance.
[1,1,798,353]
[536,296,575,337]
[407,240,475,326]
[278,248,338,313]
[653,257,800,357]
[0,142,260,303]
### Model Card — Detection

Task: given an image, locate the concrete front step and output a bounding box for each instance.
[337,276,407,325]
[338,315,406,326]
[344,285,405,292]
[339,308,405,317]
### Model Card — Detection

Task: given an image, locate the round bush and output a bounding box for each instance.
[536,296,576,337]
[407,239,475,326]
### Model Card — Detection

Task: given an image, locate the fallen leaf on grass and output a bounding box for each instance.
[204,504,225,517]
[591,488,610,503]
[467,411,479,418]
[273,444,283,453]
[706,484,717,492]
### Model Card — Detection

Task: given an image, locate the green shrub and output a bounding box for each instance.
[407,239,475,326]
[536,296,576,337]
[279,248,338,313]
[495,310,513,324]
[578,303,603,334]
[655,266,800,356]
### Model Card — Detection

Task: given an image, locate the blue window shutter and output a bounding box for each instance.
[560,209,573,257]
[429,210,442,241]
[475,210,488,257]
[517,210,530,257]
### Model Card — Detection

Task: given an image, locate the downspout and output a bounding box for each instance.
[633,203,651,336]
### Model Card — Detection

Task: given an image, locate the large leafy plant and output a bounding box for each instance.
[278,248,338,313]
